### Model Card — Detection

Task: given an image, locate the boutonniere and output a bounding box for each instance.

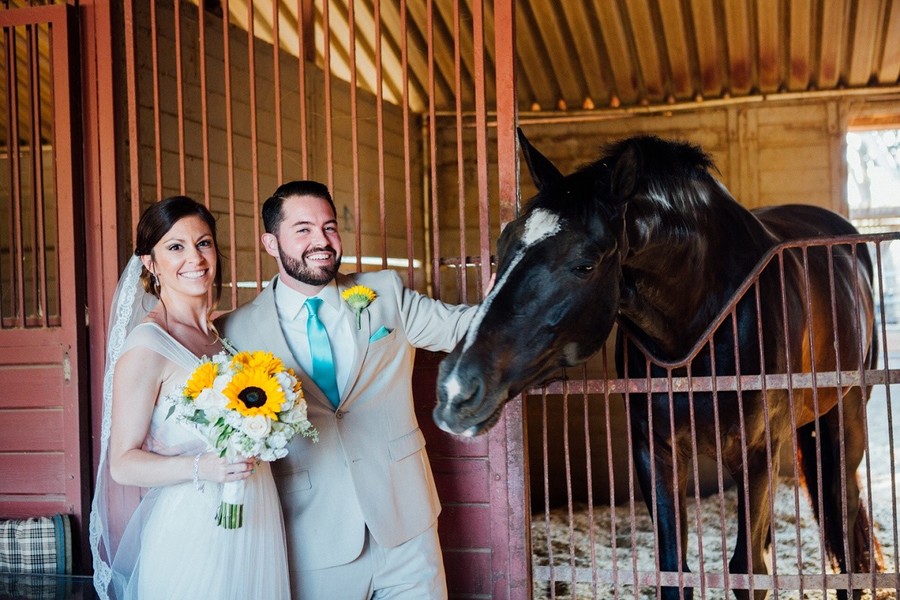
[342,285,377,330]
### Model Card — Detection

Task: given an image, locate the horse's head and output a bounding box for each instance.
[433,130,632,436]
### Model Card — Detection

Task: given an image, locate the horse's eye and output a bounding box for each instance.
[572,264,594,278]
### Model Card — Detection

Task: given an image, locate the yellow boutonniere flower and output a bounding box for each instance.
[342,285,377,330]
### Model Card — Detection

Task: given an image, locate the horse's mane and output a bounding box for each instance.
[601,135,719,183]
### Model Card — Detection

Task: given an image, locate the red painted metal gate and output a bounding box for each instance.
[0,2,90,556]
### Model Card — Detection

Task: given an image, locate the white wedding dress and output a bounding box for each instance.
[100,323,291,599]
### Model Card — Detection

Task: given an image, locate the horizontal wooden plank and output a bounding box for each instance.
[438,502,491,549]
[0,367,63,408]
[759,167,831,195]
[758,145,830,172]
[0,409,64,451]
[431,457,491,503]
[443,548,492,596]
[0,342,65,364]
[0,495,69,519]
[0,453,65,495]
[0,330,68,350]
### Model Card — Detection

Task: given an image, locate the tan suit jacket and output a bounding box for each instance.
[217,270,476,572]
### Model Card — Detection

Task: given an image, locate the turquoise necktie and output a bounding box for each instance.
[305,297,340,408]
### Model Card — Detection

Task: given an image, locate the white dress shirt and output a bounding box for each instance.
[273,277,355,402]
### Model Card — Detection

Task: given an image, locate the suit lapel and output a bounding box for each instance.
[336,274,372,407]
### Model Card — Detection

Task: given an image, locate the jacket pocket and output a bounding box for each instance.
[274,468,312,494]
[388,427,426,461]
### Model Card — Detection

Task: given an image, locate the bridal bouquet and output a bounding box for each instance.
[167,349,318,528]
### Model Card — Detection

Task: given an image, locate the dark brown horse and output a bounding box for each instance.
[433,131,883,599]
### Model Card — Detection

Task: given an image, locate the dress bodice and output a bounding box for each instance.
[121,323,209,456]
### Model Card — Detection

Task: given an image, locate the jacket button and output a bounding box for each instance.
[335,409,344,419]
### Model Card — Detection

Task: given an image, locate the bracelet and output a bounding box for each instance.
[192,452,204,491]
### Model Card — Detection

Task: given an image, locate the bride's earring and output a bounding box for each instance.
[152,272,161,295]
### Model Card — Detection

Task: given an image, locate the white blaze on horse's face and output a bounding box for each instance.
[438,208,562,412]
[461,208,561,354]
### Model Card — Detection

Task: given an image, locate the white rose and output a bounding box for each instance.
[240,415,271,440]
[268,431,288,449]
[213,373,230,392]
[224,410,243,428]
[280,403,308,425]
[194,388,228,411]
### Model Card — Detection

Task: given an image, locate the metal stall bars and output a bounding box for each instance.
[117,1,525,597]
[531,233,900,599]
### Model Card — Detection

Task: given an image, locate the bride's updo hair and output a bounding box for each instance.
[134,196,223,304]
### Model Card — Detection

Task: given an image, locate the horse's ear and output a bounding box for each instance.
[610,140,643,205]
[517,127,562,191]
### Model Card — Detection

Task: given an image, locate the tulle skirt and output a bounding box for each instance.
[122,462,290,599]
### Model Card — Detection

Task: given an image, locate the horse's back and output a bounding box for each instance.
[752,203,859,240]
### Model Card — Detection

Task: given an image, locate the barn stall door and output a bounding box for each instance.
[0,3,89,544]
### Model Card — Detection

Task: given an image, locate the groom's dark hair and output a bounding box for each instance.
[263,180,337,234]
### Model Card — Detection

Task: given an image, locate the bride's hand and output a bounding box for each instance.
[198,454,256,483]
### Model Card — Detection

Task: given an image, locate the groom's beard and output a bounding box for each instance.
[279,245,341,286]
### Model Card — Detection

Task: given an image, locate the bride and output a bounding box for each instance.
[89,196,290,599]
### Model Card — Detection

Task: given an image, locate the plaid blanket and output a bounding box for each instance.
[0,515,71,575]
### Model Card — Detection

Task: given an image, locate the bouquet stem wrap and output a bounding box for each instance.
[216,478,246,529]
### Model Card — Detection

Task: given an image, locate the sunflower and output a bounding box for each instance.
[223,367,285,419]
[184,361,219,399]
[231,350,285,376]
[342,285,377,329]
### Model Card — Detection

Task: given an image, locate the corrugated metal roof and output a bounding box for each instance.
[220,0,900,115]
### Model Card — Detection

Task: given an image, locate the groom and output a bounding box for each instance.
[217,180,478,598]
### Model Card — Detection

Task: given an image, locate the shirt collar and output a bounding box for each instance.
[273,276,342,321]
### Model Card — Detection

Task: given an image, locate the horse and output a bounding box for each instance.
[433,130,883,599]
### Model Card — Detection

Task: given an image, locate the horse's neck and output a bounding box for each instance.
[619,200,772,357]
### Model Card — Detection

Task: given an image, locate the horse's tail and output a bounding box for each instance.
[797,394,884,574]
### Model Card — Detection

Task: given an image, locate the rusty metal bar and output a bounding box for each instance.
[426,0,440,297]
[123,0,140,230]
[399,0,414,286]
[471,0,490,293]
[373,0,387,270]
[322,0,334,193]
[452,0,466,302]
[533,564,900,592]
[174,0,185,193]
[246,0,261,290]
[149,0,161,198]
[348,0,361,272]
[221,0,237,309]
[198,0,211,208]
[297,0,310,179]
[529,368,900,397]
[272,0,283,184]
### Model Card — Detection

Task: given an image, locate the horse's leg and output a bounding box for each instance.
[727,444,778,600]
[631,417,692,600]
[820,389,883,600]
